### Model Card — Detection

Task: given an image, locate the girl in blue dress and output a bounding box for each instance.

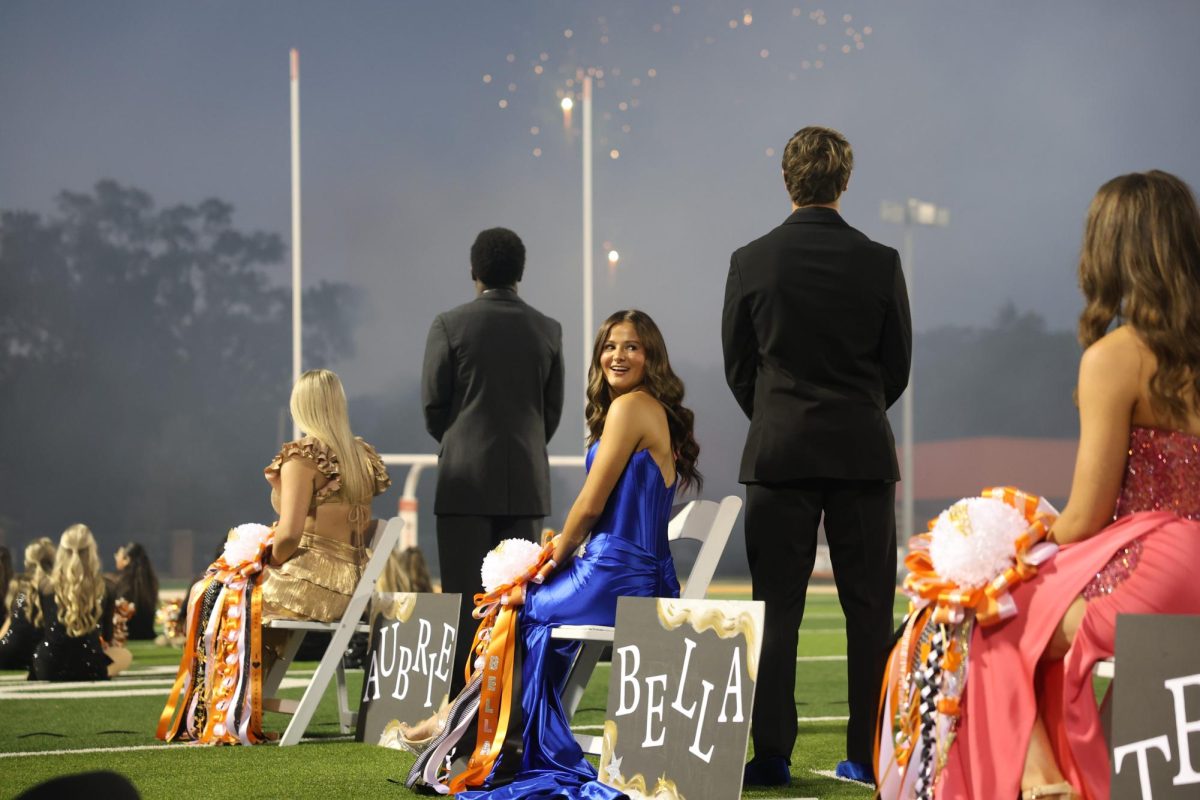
[408,309,701,799]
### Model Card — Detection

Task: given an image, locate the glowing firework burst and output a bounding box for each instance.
[478,9,671,160]
[477,4,878,162]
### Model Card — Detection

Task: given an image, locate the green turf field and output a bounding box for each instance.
[0,590,906,799]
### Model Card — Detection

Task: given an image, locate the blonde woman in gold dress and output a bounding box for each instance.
[159,368,390,744]
[260,368,392,626]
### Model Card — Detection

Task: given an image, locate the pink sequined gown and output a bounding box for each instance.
[937,426,1200,800]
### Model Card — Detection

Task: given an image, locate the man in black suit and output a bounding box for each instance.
[722,127,911,786]
[422,227,565,695]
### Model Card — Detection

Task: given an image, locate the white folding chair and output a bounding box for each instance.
[549,495,743,754]
[261,515,403,746]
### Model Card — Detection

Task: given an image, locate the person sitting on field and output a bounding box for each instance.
[30,524,132,680]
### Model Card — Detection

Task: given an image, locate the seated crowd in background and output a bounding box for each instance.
[0,537,56,670]
[0,526,133,679]
[0,546,12,628]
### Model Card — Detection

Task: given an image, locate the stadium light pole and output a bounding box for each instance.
[581,76,593,443]
[880,198,949,543]
[289,49,303,440]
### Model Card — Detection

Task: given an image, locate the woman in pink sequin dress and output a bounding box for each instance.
[936,171,1200,800]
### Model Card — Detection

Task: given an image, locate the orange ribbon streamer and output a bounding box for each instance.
[447,541,556,791]
[156,578,207,742]
[156,525,273,745]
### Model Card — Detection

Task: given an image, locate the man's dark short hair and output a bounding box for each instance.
[781,126,853,207]
[470,228,525,287]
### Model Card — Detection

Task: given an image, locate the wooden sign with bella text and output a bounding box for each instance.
[598,597,764,800]
[355,592,460,748]
[1110,614,1200,799]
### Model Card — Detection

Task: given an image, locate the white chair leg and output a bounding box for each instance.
[263,629,305,697]
[278,624,363,746]
[278,643,341,746]
[335,661,354,733]
[561,641,604,722]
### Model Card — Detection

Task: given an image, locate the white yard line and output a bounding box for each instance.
[0,688,184,699]
[4,678,186,691]
[0,671,315,696]
[1,666,186,683]
[0,677,312,700]
[116,666,183,676]
[0,735,353,759]
[810,768,874,786]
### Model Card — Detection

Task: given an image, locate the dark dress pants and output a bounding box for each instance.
[745,479,897,766]
[436,514,541,697]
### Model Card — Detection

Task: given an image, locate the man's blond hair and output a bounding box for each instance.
[781,126,853,207]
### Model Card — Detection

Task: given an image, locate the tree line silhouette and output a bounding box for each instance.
[0,181,1083,575]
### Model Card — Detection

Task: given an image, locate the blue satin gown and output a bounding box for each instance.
[458,443,680,799]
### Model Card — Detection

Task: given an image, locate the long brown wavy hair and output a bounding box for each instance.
[115,542,159,618]
[1078,170,1200,425]
[585,310,702,491]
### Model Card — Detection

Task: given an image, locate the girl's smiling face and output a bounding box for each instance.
[600,322,646,396]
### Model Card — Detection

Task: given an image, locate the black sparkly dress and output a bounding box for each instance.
[124,599,157,641]
[29,586,116,681]
[0,591,43,670]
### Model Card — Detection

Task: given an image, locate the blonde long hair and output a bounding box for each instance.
[52,524,106,638]
[290,369,372,504]
[6,537,56,628]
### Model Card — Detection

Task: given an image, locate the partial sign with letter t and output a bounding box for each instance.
[1111,614,1200,799]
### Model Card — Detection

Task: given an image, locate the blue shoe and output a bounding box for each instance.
[743,756,791,787]
[835,759,875,785]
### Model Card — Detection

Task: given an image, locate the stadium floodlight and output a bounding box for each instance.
[880,198,950,545]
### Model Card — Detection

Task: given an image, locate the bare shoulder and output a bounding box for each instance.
[1080,327,1146,399]
[608,391,667,435]
[1081,327,1146,377]
[612,390,664,418]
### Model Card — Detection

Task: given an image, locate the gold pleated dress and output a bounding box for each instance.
[259,436,391,622]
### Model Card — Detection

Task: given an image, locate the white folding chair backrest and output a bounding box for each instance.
[667,496,743,600]
[340,517,403,623]
[263,515,403,745]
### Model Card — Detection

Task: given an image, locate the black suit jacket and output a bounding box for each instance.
[422,289,565,516]
[722,207,911,483]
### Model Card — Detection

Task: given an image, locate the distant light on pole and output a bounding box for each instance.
[561,95,574,131]
[607,250,619,264]
[880,197,949,548]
